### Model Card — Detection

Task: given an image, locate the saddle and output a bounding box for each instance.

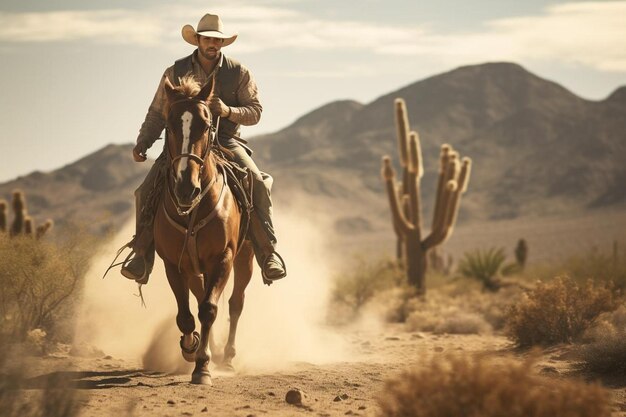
[219,158,254,252]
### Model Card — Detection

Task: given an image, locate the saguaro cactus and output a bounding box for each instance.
[2,190,53,239]
[10,191,26,237]
[0,200,6,233]
[382,98,471,293]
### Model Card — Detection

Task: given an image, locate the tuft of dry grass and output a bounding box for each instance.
[378,355,611,417]
[405,303,492,335]
[330,256,405,319]
[578,304,626,375]
[400,285,523,334]
[528,246,626,288]
[506,277,619,347]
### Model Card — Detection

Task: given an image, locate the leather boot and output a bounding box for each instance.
[249,213,286,283]
[262,252,287,281]
[121,157,163,285]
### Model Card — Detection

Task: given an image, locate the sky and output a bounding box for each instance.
[0,0,625,182]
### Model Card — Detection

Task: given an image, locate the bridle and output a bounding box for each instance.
[166,98,216,172]
[165,97,222,216]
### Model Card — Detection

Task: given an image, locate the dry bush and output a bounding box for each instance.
[403,290,493,335]
[368,285,419,323]
[528,246,626,288]
[330,255,523,332]
[578,304,626,375]
[0,225,97,343]
[506,277,619,347]
[331,257,405,318]
[378,355,611,417]
[400,284,523,334]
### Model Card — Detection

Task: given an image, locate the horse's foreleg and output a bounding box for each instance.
[163,261,197,362]
[222,242,254,371]
[192,248,234,385]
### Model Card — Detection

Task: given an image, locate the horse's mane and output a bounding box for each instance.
[172,74,233,162]
[175,74,202,98]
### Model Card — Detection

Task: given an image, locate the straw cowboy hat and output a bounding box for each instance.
[182,14,238,47]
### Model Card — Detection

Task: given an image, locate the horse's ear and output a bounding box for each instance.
[164,76,177,102]
[197,78,214,102]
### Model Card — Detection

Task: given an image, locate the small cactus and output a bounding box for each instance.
[24,216,34,235]
[36,220,54,239]
[515,239,528,269]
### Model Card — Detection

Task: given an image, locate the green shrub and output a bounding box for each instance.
[378,355,611,417]
[506,277,618,347]
[457,247,519,291]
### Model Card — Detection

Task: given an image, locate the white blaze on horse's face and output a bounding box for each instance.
[177,111,194,181]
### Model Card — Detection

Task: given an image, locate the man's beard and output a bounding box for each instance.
[200,47,219,61]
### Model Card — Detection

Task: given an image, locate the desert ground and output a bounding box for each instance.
[3,208,626,417]
[9,326,626,417]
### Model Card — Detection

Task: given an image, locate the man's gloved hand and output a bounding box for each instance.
[208,96,231,118]
[132,143,148,162]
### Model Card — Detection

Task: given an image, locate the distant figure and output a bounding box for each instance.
[121,13,287,284]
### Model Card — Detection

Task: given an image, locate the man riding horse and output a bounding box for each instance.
[122,13,287,284]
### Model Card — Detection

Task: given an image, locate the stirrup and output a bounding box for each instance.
[261,252,287,286]
[120,251,149,285]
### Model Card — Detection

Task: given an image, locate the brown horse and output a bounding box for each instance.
[154,75,254,385]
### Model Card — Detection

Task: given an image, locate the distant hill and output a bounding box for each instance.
[1,62,624,240]
[0,144,149,234]
[253,62,626,227]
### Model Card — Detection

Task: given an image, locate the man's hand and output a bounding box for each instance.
[132,143,147,162]
[209,96,231,118]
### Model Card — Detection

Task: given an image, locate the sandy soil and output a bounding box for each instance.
[9,325,626,417]
[13,326,509,417]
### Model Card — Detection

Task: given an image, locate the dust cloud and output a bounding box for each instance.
[74,205,351,374]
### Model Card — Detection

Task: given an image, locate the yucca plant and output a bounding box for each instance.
[458,247,518,291]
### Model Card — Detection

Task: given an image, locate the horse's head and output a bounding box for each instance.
[163,76,215,208]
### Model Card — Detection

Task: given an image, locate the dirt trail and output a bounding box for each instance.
[19,327,510,417]
[12,324,626,416]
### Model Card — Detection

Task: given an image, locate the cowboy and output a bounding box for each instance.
[121,13,287,284]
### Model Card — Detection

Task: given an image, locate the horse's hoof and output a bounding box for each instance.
[180,331,200,363]
[191,371,213,385]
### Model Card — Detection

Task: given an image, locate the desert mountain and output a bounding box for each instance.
[254,62,626,225]
[0,144,149,234]
[1,62,624,238]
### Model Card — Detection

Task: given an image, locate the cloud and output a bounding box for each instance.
[0,1,625,72]
[422,1,626,72]
[0,10,163,45]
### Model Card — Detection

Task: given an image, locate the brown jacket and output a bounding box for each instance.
[136,51,262,150]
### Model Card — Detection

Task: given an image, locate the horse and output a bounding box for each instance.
[153,75,254,385]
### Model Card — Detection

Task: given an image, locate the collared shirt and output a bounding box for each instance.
[136,51,262,149]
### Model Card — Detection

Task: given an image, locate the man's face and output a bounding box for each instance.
[197,35,224,61]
